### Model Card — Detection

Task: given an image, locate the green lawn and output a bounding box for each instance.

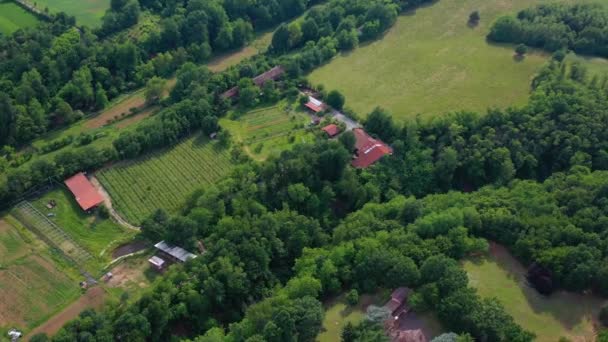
[31,188,133,261]
[464,244,606,342]
[220,102,315,161]
[97,134,234,224]
[0,216,81,333]
[0,1,39,35]
[308,0,605,121]
[317,295,370,342]
[25,0,109,27]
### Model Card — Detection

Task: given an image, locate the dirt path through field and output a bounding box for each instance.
[89,176,140,231]
[25,287,106,340]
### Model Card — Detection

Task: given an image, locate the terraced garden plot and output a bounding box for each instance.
[97,135,233,224]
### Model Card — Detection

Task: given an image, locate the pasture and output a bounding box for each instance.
[30,188,133,262]
[0,217,81,333]
[308,0,596,121]
[0,1,39,35]
[97,134,233,224]
[220,103,314,160]
[25,0,109,27]
[464,243,606,342]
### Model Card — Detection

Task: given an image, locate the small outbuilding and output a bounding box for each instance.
[322,124,340,138]
[304,96,326,113]
[148,256,166,271]
[154,241,197,263]
[64,172,104,211]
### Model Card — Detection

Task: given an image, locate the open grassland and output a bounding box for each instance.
[207,31,273,72]
[309,0,604,121]
[30,188,133,262]
[25,0,109,27]
[464,243,606,342]
[0,216,81,333]
[220,103,314,160]
[0,1,39,34]
[97,134,234,224]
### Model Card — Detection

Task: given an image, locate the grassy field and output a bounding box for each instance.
[30,188,133,261]
[464,243,606,342]
[0,216,81,333]
[308,0,606,121]
[220,102,315,161]
[25,0,109,27]
[317,294,376,342]
[97,134,234,224]
[0,1,39,34]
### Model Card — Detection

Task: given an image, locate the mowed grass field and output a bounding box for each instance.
[220,103,314,160]
[464,243,606,342]
[0,217,81,333]
[97,134,233,224]
[26,0,109,26]
[31,188,133,261]
[308,0,599,121]
[0,1,39,35]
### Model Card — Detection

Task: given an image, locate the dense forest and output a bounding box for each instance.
[488,3,608,57]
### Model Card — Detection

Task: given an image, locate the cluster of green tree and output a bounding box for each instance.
[488,3,608,57]
[0,0,319,149]
[362,61,608,198]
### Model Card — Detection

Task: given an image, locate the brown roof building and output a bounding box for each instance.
[322,124,340,138]
[221,66,285,99]
[352,128,392,168]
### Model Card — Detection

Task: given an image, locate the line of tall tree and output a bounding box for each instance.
[488,3,608,57]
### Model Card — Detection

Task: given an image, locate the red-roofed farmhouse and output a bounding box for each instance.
[64,172,104,211]
[352,128,392,168]
[322,124,340,138]
[304,96,326,113]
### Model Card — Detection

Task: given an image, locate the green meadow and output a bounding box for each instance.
[464,244,606,342]
[28,0,109,26]
[309,0,608,121]
[0,1,39,35]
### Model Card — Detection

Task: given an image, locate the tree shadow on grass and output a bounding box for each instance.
[486,242,604,335]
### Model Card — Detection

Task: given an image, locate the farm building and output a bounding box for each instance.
[352,128,393,168]
[383,287,427,342]
[304,96,326,113]
[221,66,285,99]
[322,124,340,138]
[64,172,104,211]
[148,256,166,271]
[154,241,197,263]
[385,287,411,319]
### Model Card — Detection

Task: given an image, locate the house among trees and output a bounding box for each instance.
[383,288,427,342]
[303,96,326,113]
[64,172,104,211]
[221,66,285,99]
[352,128,393,168]
[154,241,197,263]
[386,287,411,319]
[322,124,340,138]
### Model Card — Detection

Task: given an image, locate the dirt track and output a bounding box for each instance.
[89,176,140,231]
[25,287,106,340]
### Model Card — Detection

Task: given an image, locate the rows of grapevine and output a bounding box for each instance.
[97,136,233,225]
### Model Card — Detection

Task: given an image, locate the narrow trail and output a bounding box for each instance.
[89,176,140,231]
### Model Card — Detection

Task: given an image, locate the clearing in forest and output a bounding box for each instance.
[23,0,109,27]
[0,1,39,35]
[0,217,81,333]
[464,243,606,342]
[97,134,234,225]
[308,0,601,121]
[220,103,314,161]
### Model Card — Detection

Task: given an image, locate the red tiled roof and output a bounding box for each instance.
[64,172,104,211]
[322,124,340,137]
[305,102,323,113]
[253,66,285,86]
[352,128,392,168]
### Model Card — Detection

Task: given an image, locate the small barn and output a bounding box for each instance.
[221,66,285,100]
[154,241,197,263]
[352,128,393,168]
[322,124,340,138]
[64,172,104,211]
[304,96,326,113]
[148,256,166,271]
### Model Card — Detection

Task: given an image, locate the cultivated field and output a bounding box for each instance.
[0,217,81,333]
[24,0,109,26]
[220,103,314,160]
[464,243,606,342]
[308,0,601,121]
[0,1,39,34]
[97,135,233,224]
